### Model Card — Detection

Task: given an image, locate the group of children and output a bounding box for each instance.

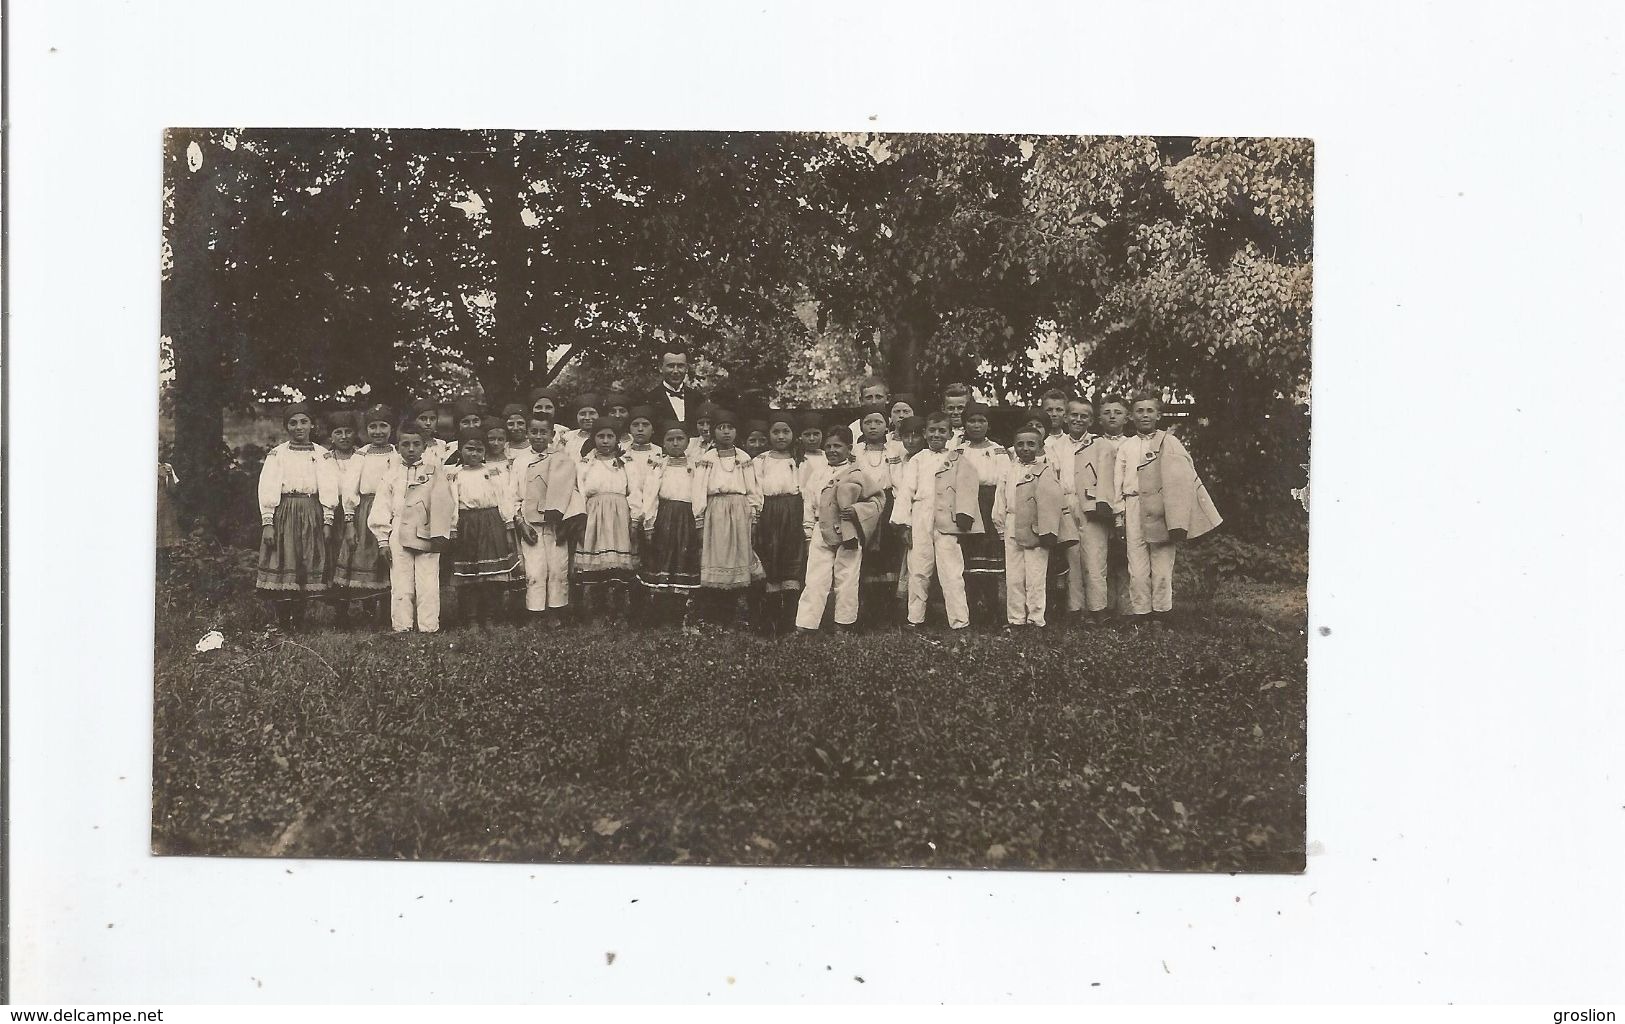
[251,379,1221,636]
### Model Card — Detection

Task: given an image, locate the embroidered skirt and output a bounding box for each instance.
[256,493,329,594]
[961,484,1006,576]
[861,490,902,584]
[754,492,805,592]
[452,505,520,585]
[640,497,700,592]
[575,492,636,583]
[332,493,389,591]
[700,493,763,590]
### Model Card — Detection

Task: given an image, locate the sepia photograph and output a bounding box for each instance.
[154,128,1311,872]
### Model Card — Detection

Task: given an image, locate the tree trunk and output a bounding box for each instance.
[883,294,937,398]
[162,130,229,536]
[485,140,536,397]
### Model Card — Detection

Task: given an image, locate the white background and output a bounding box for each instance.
[7,0,1624,1003]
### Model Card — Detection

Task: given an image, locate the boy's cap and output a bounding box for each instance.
[658,418,687,438]
[456,426,487,448]
[364,403,396,427]
[450,396,484,420]
[628,404,657,424]
[709,407,738,429]
[500,402,528,418]
[528,386,559,405]
[283,401,313,425]
[482,414,506,433]
[898,415,926,435]
[573,392,601,412]
[408,397,439,416]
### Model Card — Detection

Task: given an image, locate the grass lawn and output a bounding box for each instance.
[153,574,1307,872]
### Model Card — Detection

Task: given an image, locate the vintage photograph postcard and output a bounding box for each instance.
[154,129,1310,871]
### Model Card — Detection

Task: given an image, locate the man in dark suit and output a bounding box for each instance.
[650,347,697,426]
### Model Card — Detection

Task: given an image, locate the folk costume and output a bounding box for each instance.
[510,440,584,611]
[890,445,983,629]
[638,451,701,594]
[447,449,521,586]
[852,434,907,587]
[333,406,400,596]
[1065,433,1124,615]
[752,448,805,594]
[956,436,1010,582]
[1112,429,1222,615]
[574,449,640,585]
[992,456,1077,627]
[368,455,455,632]
[691,433,764,591]
[794,458,884,631]
[255,416,340,598]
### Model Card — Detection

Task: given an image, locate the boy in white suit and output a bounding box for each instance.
[1112,392,1223,622]
[367,423,455,633]
[890,411,982,630]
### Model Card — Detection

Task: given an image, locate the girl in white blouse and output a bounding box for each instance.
[446,428,520,628]
[691,409,764,622]
[751,412,806,633]
[333,404,399,627]
[575,419,640,621]
[255,402,340,631]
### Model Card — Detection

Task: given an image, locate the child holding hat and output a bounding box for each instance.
[795,426,884,634]
[992,423,1076,627]
[509,409,582,626]
[368,420,454,633]
[891,410,982,630]
[1111,391,1222,623]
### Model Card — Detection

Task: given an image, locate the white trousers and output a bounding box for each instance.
[797,540,863,629]
[907,529,969,628]
[388,537,441,632]
[1123,496,1177,613]
[1003,532,1050,626]
[1068,518,1112,612]
[518,524,570,610]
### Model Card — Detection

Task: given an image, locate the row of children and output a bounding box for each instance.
[252,381,1221,635]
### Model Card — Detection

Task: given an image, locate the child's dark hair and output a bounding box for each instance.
[825,424,854,446]
[1039,387,1071,404]
[1097,392,1129,410]
[1130,389,1163,409]
[925,410,952,427]
[586,416,627,460]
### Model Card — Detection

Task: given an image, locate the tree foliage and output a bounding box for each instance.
[162,129,1311,535]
